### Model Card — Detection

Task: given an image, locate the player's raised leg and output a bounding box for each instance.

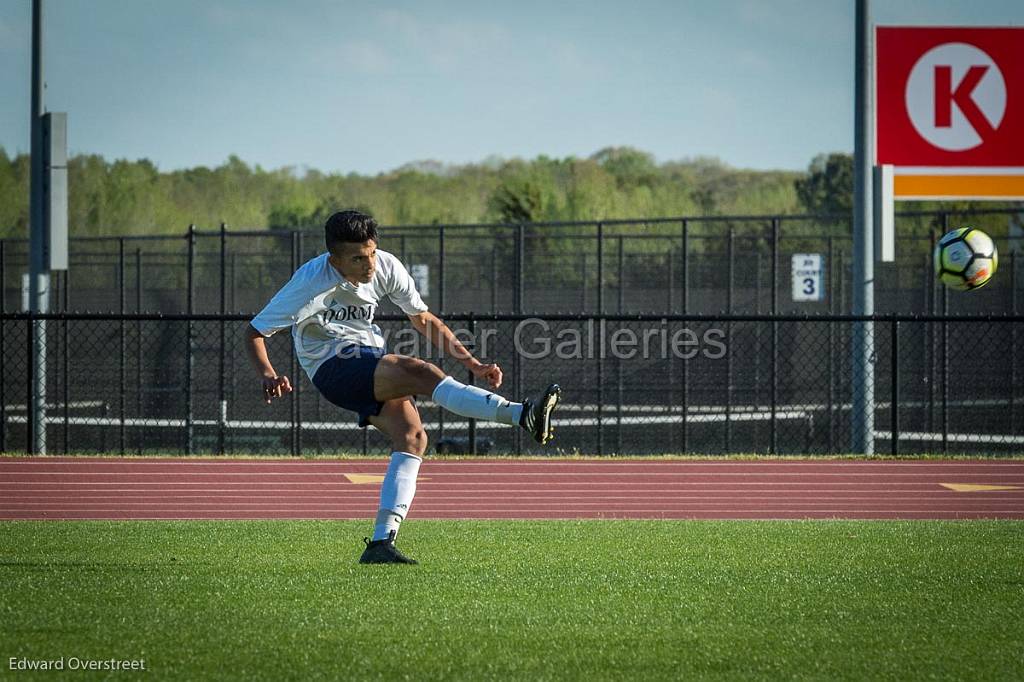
[359,397,425,565]
[373,354,560,444]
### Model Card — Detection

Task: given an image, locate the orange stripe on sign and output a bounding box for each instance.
[894,174,1024,198]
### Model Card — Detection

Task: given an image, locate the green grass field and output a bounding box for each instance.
[2,520,1023,680]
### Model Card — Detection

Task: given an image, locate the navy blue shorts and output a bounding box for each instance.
[312,346,386,427]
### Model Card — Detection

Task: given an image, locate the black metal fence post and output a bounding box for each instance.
[491,245,498,312]
[596,222,604,314]
[941,288,950,457]
[186,224,195,455]
[941,214,949,454]
[597,319,605,457]
[617,235,625,313]
[467,315,477,455]
[62,273,68,453]
[516,224,525,312]
[770,218,779,454]
[891,319,899,456]
[119,237,126,455]
[218,223,227,456]
[580,248,587,311]
[754,251,762,405]
[1012,251,1019,436]
[598,223,602,456]
[229,251,237,454]
[615,340,623,455]
[667,239,675,452]
[298,231,305,454]
[50,273,60,453]
[596,223,604,455]
[512,226,524,455]
[25,317,33,454]
[927,231,937,433]
[667,244,674,312]
[827,235,835,453]
[290,230,300,456]
[438,225,446,314]
[436,344,446,448]
[616,235,624,453]
[135,247,142,455]
[681,220,688,453]
[837,251,846,312]
[726,226,734,453]
[837,250,846,445]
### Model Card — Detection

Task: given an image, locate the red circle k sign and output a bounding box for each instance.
[876,27,1024,166]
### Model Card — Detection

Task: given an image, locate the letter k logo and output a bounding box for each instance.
[934,65,995,137]
[905,42,1007,152]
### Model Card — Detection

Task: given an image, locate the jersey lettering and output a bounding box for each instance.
[323,303,375,324]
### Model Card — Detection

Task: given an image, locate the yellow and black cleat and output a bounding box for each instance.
[521,384,561,445]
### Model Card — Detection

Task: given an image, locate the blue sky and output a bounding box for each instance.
[0,0,1020,175]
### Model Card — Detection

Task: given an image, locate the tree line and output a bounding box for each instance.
[0,145,1012,239]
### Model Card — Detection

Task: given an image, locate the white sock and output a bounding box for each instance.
[431,376,523,425]
[371,451,422,542]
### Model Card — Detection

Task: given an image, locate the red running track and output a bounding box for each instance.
[1,458,1023,520]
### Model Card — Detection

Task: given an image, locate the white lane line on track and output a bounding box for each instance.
[0,483,360,487]
[0,460,362,464]
[3,461,1023,469]
[2,458,1024,464]
[6,478,1022,485]
[3,502,1021,511]
[0,483,1019,493]
[6,491,1007,497]
[2,503,1024,509]
[5,493,1010,501]
[6,512,1015,518]
[2,512,1015,518]
[4,471,1024,478]
[2,484,1022,492]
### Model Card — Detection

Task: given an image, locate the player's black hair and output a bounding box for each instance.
[324,210,379,253]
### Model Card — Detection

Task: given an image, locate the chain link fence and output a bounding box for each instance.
[2,209,1023,319]
[2,312,1021,456]
[2,208,1021,456]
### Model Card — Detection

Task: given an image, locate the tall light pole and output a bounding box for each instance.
[851,0,875,454]
[29,0,49,455]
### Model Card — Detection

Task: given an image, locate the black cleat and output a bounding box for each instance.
[359,530,418,565]
[520,383,561,445]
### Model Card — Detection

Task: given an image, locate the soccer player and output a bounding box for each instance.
[245,210,560,565]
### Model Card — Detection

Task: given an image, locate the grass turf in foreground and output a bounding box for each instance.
[1,520,1022,681]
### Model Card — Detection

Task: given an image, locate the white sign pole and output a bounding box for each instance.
[873,164,895,262]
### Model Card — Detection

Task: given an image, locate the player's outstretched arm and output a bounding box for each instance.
[407,312,503,389]
[244,324,293,404]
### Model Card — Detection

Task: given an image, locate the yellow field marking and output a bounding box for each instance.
[939,483,1022,493]
[343,474,385,484]
[343,474,430,484]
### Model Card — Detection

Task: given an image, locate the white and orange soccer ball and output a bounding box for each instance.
[933,227,998,291]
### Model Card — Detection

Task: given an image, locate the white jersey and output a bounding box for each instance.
[251,250,428,379]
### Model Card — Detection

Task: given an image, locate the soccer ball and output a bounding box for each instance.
[933,227,998,291]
